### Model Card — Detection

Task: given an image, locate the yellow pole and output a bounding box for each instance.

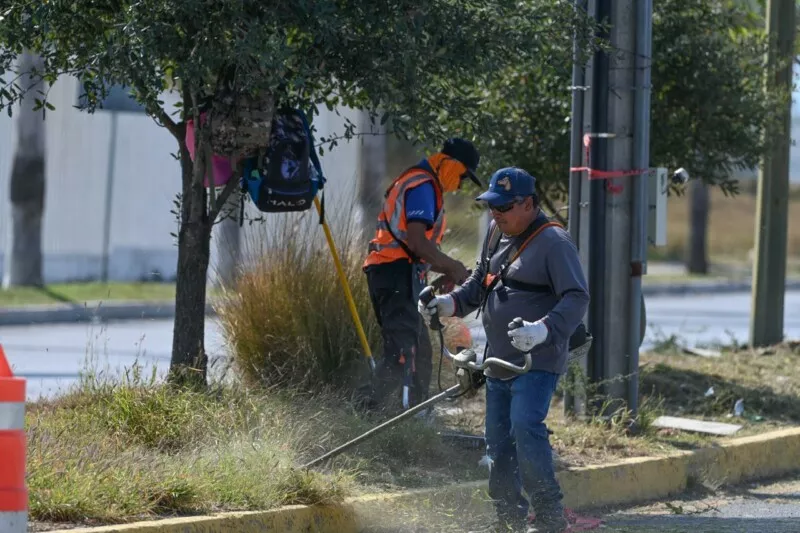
[314,196,376,370]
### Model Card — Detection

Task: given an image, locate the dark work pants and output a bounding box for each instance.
[364,260,433,411]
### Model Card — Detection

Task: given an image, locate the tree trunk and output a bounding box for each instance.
[3,51,46,288]
[169,128,212,388]
[358,112,387,243]
[211,193,241,288]
[686,179,709,274]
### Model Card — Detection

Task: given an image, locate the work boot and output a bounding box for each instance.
[526,512,568,533]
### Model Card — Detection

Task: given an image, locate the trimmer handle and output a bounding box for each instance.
[508,317,525,331]
[419,286,443,331]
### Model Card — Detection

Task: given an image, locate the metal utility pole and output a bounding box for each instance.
[627,0,652,418]
[576,0,651,417]
[565,0,589,417]
[750,0,796,348]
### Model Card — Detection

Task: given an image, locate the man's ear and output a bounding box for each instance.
[525,197,536,211]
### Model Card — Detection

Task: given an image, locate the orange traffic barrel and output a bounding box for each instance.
[0,345,26,533]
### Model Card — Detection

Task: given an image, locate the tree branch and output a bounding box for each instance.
[154,104,182,140]
[210,162,243,220]
[540,192,567,225]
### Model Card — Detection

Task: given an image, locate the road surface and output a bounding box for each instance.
[1,290,800,400]
[636,290,800,351]
[0,319,227,400]
[358,473,800,532]
[468,290,800,352]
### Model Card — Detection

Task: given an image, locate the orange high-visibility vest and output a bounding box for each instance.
[362,166,446,269]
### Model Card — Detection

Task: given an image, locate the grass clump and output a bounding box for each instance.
[215,207,382,391]
[639,345,800,424]
[27,363,482,528]
[434,342,800,468]
[26,367,347,526]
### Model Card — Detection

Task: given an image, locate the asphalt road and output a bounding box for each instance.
[595,474,800,533]
[467,290,800,353]
[358,474,800,532]
[0,319,228,400]
[637,290,800,351]
[2,290,800,400]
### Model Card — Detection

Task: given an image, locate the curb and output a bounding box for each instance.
[0,301,216,326]
[47,427,800,533]
[54,504,358,533]
[354,427,800,518]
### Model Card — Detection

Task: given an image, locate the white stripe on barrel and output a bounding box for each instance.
[0,511,26,533]
[0,403,24,431]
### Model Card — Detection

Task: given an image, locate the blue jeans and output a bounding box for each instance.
[485,370,563,523]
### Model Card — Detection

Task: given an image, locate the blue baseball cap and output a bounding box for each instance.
[475,167,537,205]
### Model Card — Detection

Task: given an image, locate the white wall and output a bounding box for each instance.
[0,75,366,283]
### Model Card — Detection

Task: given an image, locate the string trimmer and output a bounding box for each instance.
[302,286,592,470]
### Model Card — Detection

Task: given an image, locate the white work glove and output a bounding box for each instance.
[418,294,456,326]
[507,318,549,352]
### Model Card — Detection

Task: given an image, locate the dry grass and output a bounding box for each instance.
[432,342,800,468]
[214,204,382,391]
[28,185,800,530]
[654,183,800,266]
[27,321,800,528]
[639,342,800,425]
[26,201,490,529]
[27,364,484,529]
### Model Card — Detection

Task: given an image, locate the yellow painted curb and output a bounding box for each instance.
[48,427,800,533]
[55,504,357,533]
[352,427,800,519]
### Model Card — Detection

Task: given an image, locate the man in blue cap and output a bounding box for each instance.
[419,167,590,533]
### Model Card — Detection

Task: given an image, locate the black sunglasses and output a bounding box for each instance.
[489,199,523,213]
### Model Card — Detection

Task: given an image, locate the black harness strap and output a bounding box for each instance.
[476,216,562,318]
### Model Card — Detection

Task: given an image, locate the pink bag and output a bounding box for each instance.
[185,113,238,187]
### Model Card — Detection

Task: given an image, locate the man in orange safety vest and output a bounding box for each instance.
[360,138,481,413]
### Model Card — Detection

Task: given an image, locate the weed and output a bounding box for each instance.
[214,200,381,391]
[26,362,483,527]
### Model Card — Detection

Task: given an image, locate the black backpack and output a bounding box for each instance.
[240,108,325,214]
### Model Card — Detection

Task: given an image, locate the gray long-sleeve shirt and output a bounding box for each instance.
[451,212,590,379]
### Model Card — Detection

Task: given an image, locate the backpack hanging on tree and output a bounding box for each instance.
[240,107,325,215]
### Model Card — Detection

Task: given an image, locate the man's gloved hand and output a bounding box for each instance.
[418,294,455,326]
[507,318,549,352]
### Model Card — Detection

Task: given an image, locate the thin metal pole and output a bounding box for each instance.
[100,112,118,282]
[302,384,461,469]
[565,0,589,417]
[587,0,610,407]
[314,195,375,371]
[628,0,653,418]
